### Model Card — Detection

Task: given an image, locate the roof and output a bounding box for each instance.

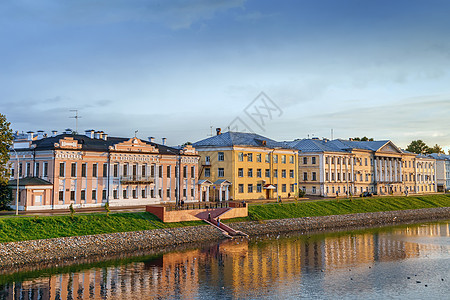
[14,134,182,155]
[193,131,289,149]
[8,177,53,186]
[427,153,450,160]
[288,138,401,154]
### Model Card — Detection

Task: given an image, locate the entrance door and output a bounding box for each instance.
[266,189,270,199]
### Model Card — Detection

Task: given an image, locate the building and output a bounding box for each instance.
[287,138,437,197]
[427,153,450,192]
[193,129,299,201]
[8,129,200,211]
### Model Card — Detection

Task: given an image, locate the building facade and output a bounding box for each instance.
[8,130,200,210]
[427,153,450,192]
[288,138,437,197]
[193,130,299,201]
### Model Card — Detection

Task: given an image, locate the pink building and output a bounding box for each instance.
[8,130,200,211]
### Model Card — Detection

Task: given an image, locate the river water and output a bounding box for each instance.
[0,221,449,299]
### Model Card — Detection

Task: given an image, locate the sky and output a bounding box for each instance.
[1,0,449,151]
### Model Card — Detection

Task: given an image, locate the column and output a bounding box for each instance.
[374,158,378,182]
[199,186,203,202]
[206,187,210,202]
[394,159,398,182]
[219,185,223,201]
[225,186,229,200]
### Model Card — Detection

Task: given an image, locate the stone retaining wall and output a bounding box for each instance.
[0,207,449,269]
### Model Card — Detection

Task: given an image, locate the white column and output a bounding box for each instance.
[394,159,398,182]
[351,157,354,181]
[219,185,223,201]
[225,186,229,200]
[206,187,210,202]
[374,158,378,182]
[199,186,203,202]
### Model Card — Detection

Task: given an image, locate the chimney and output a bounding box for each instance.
[99,131,104,140]
[149,137,155,143]
[85,129,95,139]
[162,137,167,145]
[37,130,44,140]
[52,130,58,137]
[65,128,72,134]
[102,133,108,141]
[27,131,34,141]
[349,138,353,141]
[216,128,221,135]
[94,131,101,139]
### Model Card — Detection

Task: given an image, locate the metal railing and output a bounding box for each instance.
[165,201,230,211]
[120,175,154,184]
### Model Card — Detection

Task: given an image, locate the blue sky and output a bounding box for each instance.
[1,0,449,151]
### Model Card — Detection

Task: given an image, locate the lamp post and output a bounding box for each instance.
[11,147,19,216]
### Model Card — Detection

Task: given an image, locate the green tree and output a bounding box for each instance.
[0,114,13,210]
[352,136,374,141]
[406,140,430,154]
[428,144,444,154]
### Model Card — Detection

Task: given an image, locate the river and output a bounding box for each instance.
[0,220,449,299]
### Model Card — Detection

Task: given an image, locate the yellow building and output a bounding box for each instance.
[193,130,299,201]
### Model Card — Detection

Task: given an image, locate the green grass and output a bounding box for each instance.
[236,194,450,222]
[0,212,204,243]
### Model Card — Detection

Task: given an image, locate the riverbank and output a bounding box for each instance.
[1,207,449,269]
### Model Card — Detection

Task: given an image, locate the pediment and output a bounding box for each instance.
[112,137,158,153]
[377,141,402,154]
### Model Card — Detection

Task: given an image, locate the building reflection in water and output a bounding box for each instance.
[1,222,448,299]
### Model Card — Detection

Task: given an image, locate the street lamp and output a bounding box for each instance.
[11,147,19,216]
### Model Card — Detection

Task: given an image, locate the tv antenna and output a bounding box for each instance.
[70,110,81,134]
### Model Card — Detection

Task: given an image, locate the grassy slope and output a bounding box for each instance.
[0,212,203,243]
[242,194,450,221]
[0,194,449,243]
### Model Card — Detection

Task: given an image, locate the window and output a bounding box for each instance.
[281,155,286,164]
[71,163,76,177]
[274,169,278,178]
[113,164,118,177]
[34,162,40,177]
[151,165,155,177]
[82,163,87,177]
[205,168,211,177]
[282,184,286,193]
[43,162,48,177]
[326,157,329,164]
[337,173,340,181]
[238,152,244,161]
[248,184,253,193]
[312,157,316,164]
[183,166,187,178]
[158,189,162,198]
[248,168,253,177]
[265,154,270,163]
[218,168,224,177]
[92,164,97,178]
[343,173,346,181]
[167,166,171,178]
[365,158,368,166]
[123,189,128,199]
[326,172,329,181]
[257,154,262,162]
[19,163,23,177]
[103,190,107,200]
[281,169,286,178]
[183,189,187,198]
[81,190,86,200]
[303,157,307,164]
[132,189,137,199]
[312,186,316,194]
[331,173,335,181]
[59,163,65,177]
[191,166,195,178]
[142,165,146,177]
[123,164,128,176]
[11,168,14,178]
[273,155,278,163]
[257,184,262,193]
[133,164,137,177]
[59,191,64,201]
[151,189,155,198]
[92,190,97,200]
[337,157,340,164]
[265,169,270,177]
[159,166,163,178]
[70,191,75,201]
[26,162,30,176]
[205,156,210,164]
[238,168,244,177]
[175,166,178,178]
[312,172,317,181]
[257,169,262,178]
[332,157,335,164]
[303,172,308,181]
[289,156,294,164]
[290,184,295,192]
[247,153,253,162]
[140,188,145,198]
[218,152,224,161]
[365,174,369,182]
[103,163,108,177]
[289,170,294,178]
[191,188,194,197]
[238,184,244,193]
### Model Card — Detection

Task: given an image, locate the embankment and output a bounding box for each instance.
[1,207,449,269]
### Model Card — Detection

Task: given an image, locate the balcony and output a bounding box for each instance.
[120,175,154,184]
[202,161,211,166]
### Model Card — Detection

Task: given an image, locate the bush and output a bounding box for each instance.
[0,183,12,210]
[298,189,305,198]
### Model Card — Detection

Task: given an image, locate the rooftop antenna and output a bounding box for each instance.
[70,110,81,134]
[209,125,213,137]
[331,128,334,140]
[134,130,138,138]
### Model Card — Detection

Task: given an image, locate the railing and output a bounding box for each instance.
[165,201,230,211]
[120,176,154,184]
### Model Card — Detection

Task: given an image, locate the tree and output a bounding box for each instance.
[406,140,430,154]
[0,113,13,184]
[0,114,13,210]
[352,136,374,141]
[428,144,444,154]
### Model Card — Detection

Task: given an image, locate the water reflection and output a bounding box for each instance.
[0,221,449,299]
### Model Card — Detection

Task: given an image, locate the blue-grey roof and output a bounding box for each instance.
[331,139,391,151]
[193,132,289,149]
[427,153,450,160]
[286,139,346,153]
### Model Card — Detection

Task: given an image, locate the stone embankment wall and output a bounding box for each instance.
[0,207,449,269]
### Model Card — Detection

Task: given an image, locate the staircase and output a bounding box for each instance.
[196,208,248,238]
